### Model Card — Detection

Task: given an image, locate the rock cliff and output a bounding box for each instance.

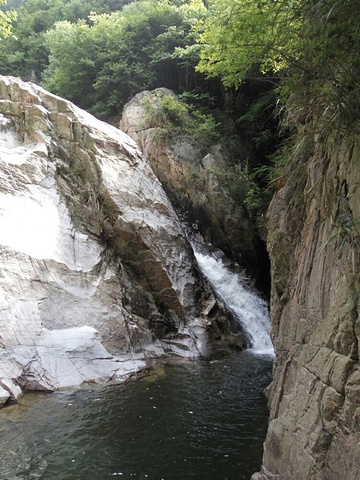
[120,88,264,280]
[0,76,245,406]
[253,132,360,478]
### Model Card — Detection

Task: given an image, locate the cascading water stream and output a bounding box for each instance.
[194,247,274,356]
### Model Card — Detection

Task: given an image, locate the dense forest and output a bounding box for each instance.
[0,0,279,144]
[0,0,359,228]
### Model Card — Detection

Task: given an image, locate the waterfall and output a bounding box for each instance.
[194,248,274,356]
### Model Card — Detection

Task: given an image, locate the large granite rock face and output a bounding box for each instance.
[253,133,360,479]
[120,88,262,278]
[0,76,245,404]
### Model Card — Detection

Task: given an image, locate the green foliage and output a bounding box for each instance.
[43,18,101,109]
[190,170,206,191]
[41,1,208,117]
[160,94,189,123]
[140,93,189,131]
[194,0,360,134]
[262,142,294,186]
[91,2,187,115]
[3,0,26,9]
[191,109,219,144]
[193,0,303,87]
[141,92,220,148]
[0,0,16,38]
[320,214,360,259]
[234,160,271,215]
[235,82,280,161]
[284,1,360,133]
[0,0,128,80]
[0,0,219,121]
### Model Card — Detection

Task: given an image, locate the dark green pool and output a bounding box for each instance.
[0,351,272,480]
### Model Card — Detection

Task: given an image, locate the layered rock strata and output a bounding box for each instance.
[253,133,360,479]
[0,76,245,405]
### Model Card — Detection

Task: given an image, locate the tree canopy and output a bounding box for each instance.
[194,0,360,131]
[1,0,357,152]
[0,0,131,80]
[194,0,303,87]
[42,0,210,117]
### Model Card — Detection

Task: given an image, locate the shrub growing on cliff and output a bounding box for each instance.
[141,92,220,148]
[320,215,360,259]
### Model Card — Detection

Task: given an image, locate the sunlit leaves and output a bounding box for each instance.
[193,0,304,87]
[0,0,17,38]
[43,19,100,108]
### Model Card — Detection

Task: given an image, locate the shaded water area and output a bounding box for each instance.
[0,352,272,480]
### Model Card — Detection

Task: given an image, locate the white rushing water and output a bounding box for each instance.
[194,249,274,356]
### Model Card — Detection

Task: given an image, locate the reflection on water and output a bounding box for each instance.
[0,352,272,480]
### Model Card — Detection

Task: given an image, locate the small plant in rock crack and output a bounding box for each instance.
[320,212,360,257]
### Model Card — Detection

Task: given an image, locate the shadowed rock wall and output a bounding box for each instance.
[253,132,360,479]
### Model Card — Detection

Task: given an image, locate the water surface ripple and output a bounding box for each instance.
[0,352,272,480]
